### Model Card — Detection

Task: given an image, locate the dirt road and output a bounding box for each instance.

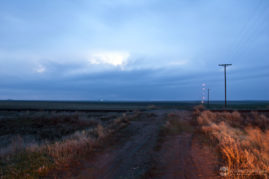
[144,111,220,179]
[150,134,220,179]
[55,110,219,179]
[58,111,164,179]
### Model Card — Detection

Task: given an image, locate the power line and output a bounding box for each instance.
[224,1,269,65]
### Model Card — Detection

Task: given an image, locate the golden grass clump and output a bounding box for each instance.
[197,110,269,176]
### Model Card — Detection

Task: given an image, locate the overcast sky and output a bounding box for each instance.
[0,0,268,101]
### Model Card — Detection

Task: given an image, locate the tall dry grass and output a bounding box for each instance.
[0,112,130,178]
[197,110,269,177]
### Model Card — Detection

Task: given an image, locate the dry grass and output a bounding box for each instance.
[0,111,130,178]
[196,109,269,177]
[160,111,193,136]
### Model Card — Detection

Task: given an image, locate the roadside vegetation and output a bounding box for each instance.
[160,110,193,136]
[196,108,269,177]
[0,111,131,178]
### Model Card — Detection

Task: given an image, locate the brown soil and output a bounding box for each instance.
[52,110,165,179]
[145,111,220,179]
[52,110,220,179]
[190,136,220,178]
[146,134,220,178]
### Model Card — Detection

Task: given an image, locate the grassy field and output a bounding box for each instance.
[0,110,133,178]
[0,100,269,111]
[1,101,269,178]
[0,100,197,111]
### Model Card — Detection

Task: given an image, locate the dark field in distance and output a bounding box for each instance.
[0,100,269,111]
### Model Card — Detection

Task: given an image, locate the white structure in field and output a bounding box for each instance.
[201,83,206,104]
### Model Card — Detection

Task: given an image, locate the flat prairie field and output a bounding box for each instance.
[0,100,269,111]
[1,101,269,178]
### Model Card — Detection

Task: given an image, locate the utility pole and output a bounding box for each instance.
[208,88,210,108]
[219,64,232,108]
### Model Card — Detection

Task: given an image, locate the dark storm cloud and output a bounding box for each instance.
[0,0,269,100]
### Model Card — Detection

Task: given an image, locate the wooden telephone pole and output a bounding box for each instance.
[208,88,210,108]
[219,64,232,108]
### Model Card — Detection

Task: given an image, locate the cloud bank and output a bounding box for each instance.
[0,0,269,100]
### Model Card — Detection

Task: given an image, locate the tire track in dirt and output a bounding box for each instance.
[64,111,165,179]
[53,110,220,179]
[157,134,220,179]
[158,134,196,178]
[146,111,220,179]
